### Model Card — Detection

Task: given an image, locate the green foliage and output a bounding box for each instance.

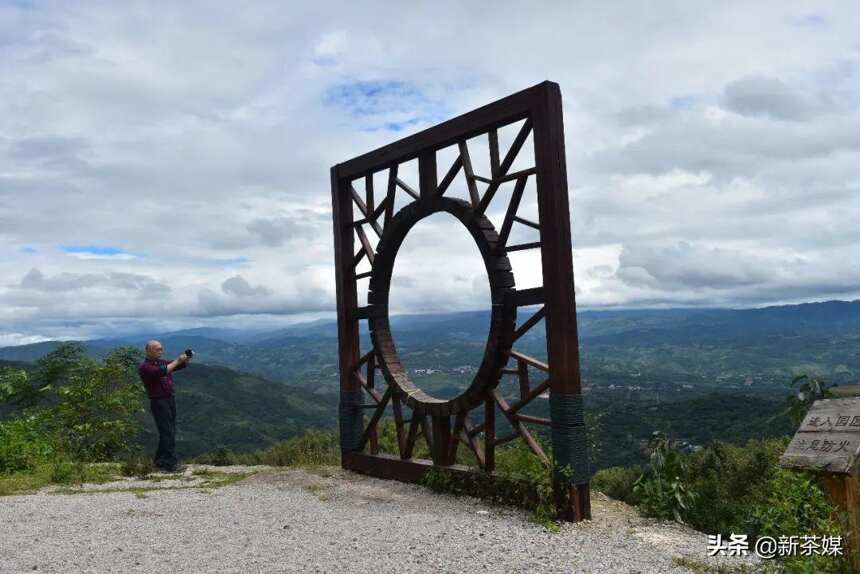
[603,435,847,572]
[39,345,146,461]
[633,432,696,523]
[194,428,340,468]
[1,343,147,477]
[592,465,642,506]
[0,412,57,473]
[0,461,119,496]
[784,374,836,426]
[120,456,158,478]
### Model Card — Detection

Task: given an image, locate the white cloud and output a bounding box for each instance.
[1,1,859,341]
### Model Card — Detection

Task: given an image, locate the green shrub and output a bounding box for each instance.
[0,413,57,473]
[593,465,642,506]
[633,432,697,523]
[244,429,339,467]
[120,456,158,478]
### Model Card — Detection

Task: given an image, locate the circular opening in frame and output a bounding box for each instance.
[388,212,492,401]
[368,196,517,416]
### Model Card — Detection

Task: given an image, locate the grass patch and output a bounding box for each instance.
[0,461,120,496]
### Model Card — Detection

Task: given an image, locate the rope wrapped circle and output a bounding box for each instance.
[367,196,517,417]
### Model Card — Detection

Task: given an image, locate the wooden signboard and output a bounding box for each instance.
[780,398,860,474]
[781,398,860,572]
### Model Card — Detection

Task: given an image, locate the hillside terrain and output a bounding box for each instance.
[1,299,856,466]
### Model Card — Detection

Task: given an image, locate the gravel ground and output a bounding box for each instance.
[0,465,762,573]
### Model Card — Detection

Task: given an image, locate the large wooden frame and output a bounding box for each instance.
[331,81,590,521]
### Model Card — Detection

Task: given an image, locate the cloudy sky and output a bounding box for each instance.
[1,1,859,345]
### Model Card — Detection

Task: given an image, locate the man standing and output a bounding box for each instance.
[138,340,191,472]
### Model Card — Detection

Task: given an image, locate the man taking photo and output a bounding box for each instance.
[138,340,191,473]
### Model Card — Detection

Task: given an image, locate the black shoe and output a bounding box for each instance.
[160,464,187,474]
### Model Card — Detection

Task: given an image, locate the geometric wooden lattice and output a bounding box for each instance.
[331,81,590,521]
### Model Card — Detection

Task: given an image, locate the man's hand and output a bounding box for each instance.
[177,353,190,364]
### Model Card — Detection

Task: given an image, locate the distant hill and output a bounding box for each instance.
[0,359,337,459]
[2,299,859,395]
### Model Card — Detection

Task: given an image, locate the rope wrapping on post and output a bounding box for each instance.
[339,390,365,451]
[550,393,591,485]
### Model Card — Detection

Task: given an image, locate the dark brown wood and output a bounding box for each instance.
[509,350,549,372]
[506,241,541,253]
[509,378,551,415]
[432,415,453,465]
[419,150,437,200]
[510,287,545,307]
[336,85,540,181]
[354,371,383,404]
[403,415,420,459]
[462,418,486,469]
[449,412,466,463]
[385,164,397,227]
[514,307,546,343]
[458,141,481,208]
[395,177,420,200]
[476,119,533,214]
[365,174,374,214]
[420,416,434,454]
[331,166,361,413]
[484,397,496,472]
[497,175,527,245]
[358,385,393,451]
[515,414,552,426]
[355,224,375,265]
[531,82,582,398]
[512,215,540,230]
[392,390,405,456]
[493,390,549,463]
[518,357,530,399]
[437,155,463,197]
[489,128,500,178]
[333,81,589,521]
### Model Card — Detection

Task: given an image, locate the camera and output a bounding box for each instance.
[184,348,194,358]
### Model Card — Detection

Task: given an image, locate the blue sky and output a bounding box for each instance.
[0,1,859,343]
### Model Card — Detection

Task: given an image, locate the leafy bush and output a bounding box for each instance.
[592,465,642,506]
[233,429,340,467]
[633,432,696,523]
[120,456,158,478]
[0,413,57,473]
[1,343,147,475]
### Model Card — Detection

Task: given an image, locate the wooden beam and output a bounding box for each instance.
[355,224,375,265]
[458,141,481,208]
[513,306,546,343]
[418,150,437,200]
[512,215,540,230]
[475,119,533,214]
[395,177,420,200]
[497,175,527,246]
[336,84,541,180]
[358,385,393,451]
[489,128,500,178]
[485,396,495,472]
[506,241,541,253]
[509,350,549,372]
[493,390,548,463]
[437,155,462,197]
[509,378,551,415]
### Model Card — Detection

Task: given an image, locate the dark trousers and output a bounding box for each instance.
[149,396,177,469]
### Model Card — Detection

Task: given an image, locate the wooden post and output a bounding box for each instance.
[431,415,452,466]
[823,475,860,572]
[781,398,860,572]
[331,168,363,458]
[531,82,591,520]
